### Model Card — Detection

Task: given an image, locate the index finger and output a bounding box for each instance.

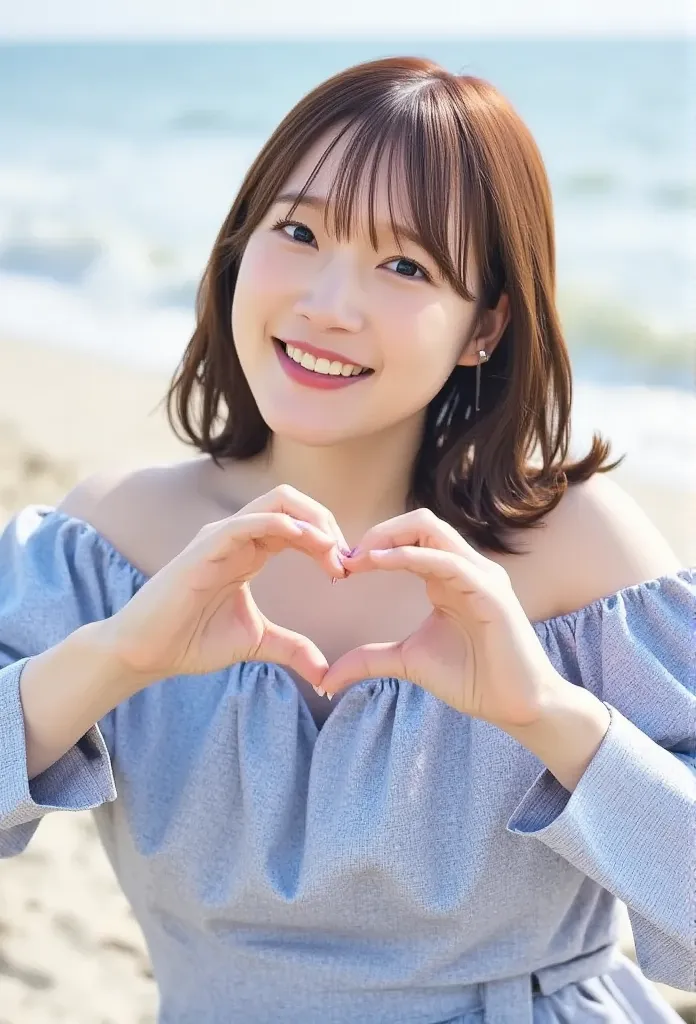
[343,508,489,565]
[241,484,351,555]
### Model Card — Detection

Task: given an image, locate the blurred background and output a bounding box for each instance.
[0,1,694,1022]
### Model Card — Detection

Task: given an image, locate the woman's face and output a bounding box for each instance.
[232,126,486,447]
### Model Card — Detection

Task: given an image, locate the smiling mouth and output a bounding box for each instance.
[273,338,374,377]
[272,338,376,391]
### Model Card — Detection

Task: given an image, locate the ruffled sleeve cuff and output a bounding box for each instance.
[0,657,117,852]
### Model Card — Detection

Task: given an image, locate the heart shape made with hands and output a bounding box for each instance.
[307,507,566,731]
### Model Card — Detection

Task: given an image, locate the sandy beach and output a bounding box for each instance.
[0,334,693,1022]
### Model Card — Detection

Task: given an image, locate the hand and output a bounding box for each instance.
[100,486,350,690]
[322,508,565,729]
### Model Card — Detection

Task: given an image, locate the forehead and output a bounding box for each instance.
[281,127,411,224]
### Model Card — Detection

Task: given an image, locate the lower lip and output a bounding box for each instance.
[273,339,373,390]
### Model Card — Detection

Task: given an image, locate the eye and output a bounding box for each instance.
[270,216,429,280]
[383,256,431,283]
[271,218,316,246]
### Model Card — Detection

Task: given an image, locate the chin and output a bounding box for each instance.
[265,417,355,447]
[256,401,362,446]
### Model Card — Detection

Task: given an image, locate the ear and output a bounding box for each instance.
[456,292,510,367]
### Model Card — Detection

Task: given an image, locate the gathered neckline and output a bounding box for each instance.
[41,506,695,635]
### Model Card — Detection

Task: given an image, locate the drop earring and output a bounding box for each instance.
[465,348,488,421]
[475,348,488,414]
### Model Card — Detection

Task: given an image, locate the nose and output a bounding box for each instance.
[292,254,365,334]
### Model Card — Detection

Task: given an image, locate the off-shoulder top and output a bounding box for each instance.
[1,506,694,1023]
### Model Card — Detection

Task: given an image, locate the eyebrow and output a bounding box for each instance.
[273,191,427,252]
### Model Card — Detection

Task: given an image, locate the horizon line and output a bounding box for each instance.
[0,31,693,42]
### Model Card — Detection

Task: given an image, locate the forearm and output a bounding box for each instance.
[506,678,612,792]
[19,622,151,780]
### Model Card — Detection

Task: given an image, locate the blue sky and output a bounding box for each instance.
[0,0,693,38]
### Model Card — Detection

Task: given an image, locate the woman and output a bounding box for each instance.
[1,56,693,1022]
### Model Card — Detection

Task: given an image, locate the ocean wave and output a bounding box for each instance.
[0,222,196,309]
[561,176,696,210]
[648,182,696,210]
[0,236,103,285]
[155,280,199,309]
[561,172,618,198]
[570,382,695,491]
[558,289,694,388]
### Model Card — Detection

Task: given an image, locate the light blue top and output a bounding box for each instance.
[1,505,695,1024]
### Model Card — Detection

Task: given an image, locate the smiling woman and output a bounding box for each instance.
[165,56,622,556]
[0,54,694,1024]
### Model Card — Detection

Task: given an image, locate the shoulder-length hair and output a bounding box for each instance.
[164,55,622,554]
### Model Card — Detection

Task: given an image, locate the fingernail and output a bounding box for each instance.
[326,691,334,701]
[313,686,326,697]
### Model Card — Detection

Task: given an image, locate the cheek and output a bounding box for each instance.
[384,302,463,383]
[235,238,284,303]
[368,300,469,421]
[232,238,289,344]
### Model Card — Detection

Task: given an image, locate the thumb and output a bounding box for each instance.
[257,623,329,690]
[322,641,403,696]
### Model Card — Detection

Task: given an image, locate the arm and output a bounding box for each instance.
[1,479,151,854]
[20,623,151,779]
[505,475,696,992]
[508,472,684,793]
[17,471,157,777]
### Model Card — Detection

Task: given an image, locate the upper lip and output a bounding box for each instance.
[276,337,373,370]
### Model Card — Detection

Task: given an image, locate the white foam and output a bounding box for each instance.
[570,382,695,492]
[0,271,194,371]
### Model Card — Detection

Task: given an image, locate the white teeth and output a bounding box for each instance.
[284,343,369,377]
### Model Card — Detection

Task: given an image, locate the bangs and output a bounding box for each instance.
[280,110,478,302]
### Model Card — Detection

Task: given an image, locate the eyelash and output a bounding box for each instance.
[270,218,433,283]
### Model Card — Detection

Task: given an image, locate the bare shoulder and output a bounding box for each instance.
[524,472,682,618]
[57,462,182,528]
[56,459,216,577]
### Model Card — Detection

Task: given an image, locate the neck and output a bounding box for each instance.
[246,414,425,544]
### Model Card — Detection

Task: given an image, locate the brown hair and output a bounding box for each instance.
[163,55,622,554]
